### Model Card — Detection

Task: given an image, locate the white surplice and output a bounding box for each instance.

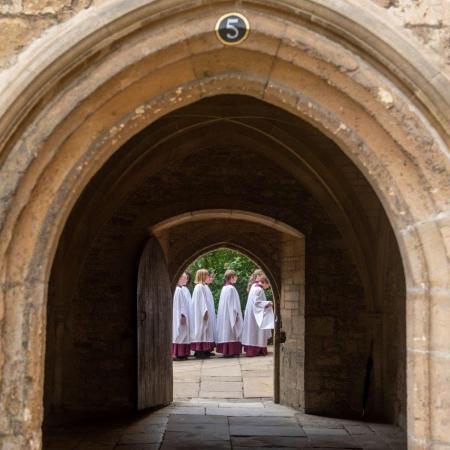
[182,285,192,328]
[204,284,217,342]
[190,283,215,344]
[241,284,274,348]
[172,286,190,344]
[216,284,243,343]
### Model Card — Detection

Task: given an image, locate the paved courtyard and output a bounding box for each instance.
[173,347,274,400]
[44,350,406,449]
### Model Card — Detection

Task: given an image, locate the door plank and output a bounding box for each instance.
[137,237,173,409]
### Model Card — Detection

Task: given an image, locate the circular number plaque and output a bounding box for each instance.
[215,12,250,46]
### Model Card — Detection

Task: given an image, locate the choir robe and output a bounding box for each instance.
[172,286,191,357]
[241,283,274,356]
[182,285,192,324]
[216,284,243,356]
[190,283,215,351]
[204,284,217,350]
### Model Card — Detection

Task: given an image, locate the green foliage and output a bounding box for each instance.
[186,248,273,312]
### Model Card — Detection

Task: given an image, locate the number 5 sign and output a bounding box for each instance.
[215,13,250,46]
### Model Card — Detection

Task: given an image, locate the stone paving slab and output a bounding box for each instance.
[231,435,314,448]
[206,406,297,416]
[119,431,164,444]
[163,430,231,444]
[201,380,243,390]
[369,423,405,435]
[154,405,206,416]
[295,415,346,428]
[218,401,265,408]
[169,414,228,424]
[126,414,169,426]
[344,424,375,435]
[243,377,273,397]
[160,440,231,449]
[166,423,230,440]
[174,400,214,406]
[202,367,242,376]
[306,435,362,449]
[204,359,241,365]
[229,416,298,426]
[303,427,350,436]
[123,423,166,433]
[200,390,244,399]
[203,376,243,382]
[174,374,201,382]
[174,382,200,398]
[353,434,395,450]
[230,424,306,437]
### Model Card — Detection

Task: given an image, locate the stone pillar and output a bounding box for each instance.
[279,235,306,410]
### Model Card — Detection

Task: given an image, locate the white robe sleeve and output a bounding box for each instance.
[252,286,274,330]
[172,286,189,342]
[229,286,243,337]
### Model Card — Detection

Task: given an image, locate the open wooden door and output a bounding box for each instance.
[137,237,173,410]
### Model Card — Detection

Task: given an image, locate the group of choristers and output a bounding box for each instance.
[172,268,274,360]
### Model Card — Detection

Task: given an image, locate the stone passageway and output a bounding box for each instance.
[44,352,406,449]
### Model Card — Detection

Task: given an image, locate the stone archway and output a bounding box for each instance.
[0,2,448,449]
[154,215,306,407]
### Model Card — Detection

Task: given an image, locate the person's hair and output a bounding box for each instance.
[224,269,236,283]
[185,271,192,284]
[247,269,265,292]
[195,269,209,284]
[259,275,270,285]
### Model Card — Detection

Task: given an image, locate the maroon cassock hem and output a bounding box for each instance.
[243,345,268,357]
[216,342,242,356]
[172,343,191,357]
[191,342,215,351]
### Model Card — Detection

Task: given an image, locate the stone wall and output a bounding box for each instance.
[279,236,306,410]
[381,224,407,428]
[374,0,450,75]
[0,1,448,75]
[305,236,368,417]
[0,0,93,69]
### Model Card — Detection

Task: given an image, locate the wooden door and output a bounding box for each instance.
[137,237,173,410]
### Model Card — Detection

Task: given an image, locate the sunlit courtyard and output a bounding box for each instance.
[173,347,274,401]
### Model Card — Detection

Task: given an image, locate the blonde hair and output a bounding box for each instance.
[195,269,209,284]
[247,269,265,291]
[224,269,236,283]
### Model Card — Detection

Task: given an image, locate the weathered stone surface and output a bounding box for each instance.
[0,16,57,68]
[0,0,92,68]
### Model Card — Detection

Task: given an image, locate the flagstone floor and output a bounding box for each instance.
[43,349,406,449]
[173,347,274,400]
